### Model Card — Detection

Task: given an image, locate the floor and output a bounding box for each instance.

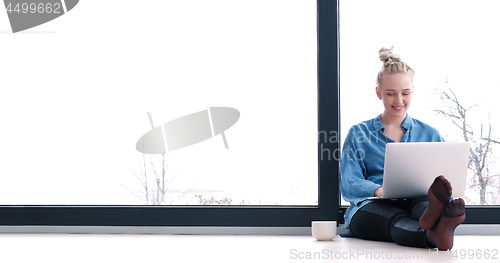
[0,234,498,262]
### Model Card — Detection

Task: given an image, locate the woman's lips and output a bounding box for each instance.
[392,105,405,111]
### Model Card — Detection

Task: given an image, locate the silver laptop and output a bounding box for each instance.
[370,142,470,199]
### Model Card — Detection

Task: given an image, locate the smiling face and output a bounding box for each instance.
[376,73,413,121]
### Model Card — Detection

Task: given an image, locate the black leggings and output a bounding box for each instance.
[349,196,434,248]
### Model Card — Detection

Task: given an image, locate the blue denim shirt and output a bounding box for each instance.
[340,114,444,231]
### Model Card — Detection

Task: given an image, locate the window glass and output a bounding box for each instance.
[340,0,500,205]
[0,0,318,205]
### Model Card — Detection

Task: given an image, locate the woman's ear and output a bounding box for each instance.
[376,87,382,100]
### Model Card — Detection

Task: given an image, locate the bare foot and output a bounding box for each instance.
[425,198,465,250]
[420,175,452,229]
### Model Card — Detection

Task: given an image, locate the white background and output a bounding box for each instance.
[0,0,318,205]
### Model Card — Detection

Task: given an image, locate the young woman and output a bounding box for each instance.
[340,47,465,250]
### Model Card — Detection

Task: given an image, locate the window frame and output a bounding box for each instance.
[0,0,498,228]
[0,0,339,227]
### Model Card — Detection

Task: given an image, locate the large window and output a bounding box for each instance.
[1,0,498,228]
[339,0,500,206]
[339,0,500,224]
[0,0,317,206]
[0,0,338,226]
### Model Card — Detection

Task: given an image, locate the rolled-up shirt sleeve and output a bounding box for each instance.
[340,128,381,205]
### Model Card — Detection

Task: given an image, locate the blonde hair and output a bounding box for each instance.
[376,46,415,88]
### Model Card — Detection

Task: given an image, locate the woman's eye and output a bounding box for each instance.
[387,93,394,96]
[403,93,409,96]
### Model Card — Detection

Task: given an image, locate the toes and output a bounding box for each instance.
[443,176,452,197]
[431,176,452,204]
[438,175,453,195]
[443,198,465,218]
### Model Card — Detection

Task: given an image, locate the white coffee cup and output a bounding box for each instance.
[311,221,337,241]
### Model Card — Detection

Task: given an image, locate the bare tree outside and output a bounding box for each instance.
[434,79,500,205]
[124,153,176,205]
[124,152,244,205]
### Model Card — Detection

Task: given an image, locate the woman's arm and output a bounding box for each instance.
[340,129,382,203]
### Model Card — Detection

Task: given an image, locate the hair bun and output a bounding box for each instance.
[376,46,415,87]
[378,46,401,67]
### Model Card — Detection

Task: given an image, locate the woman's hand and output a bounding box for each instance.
[374,187,383,197]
